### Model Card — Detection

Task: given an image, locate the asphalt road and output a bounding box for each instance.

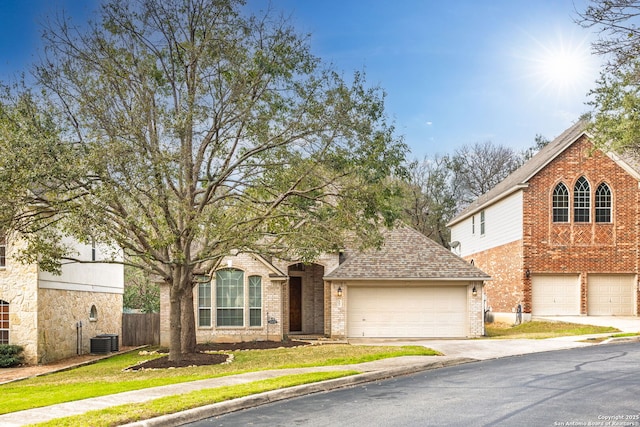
[184,342,640,427]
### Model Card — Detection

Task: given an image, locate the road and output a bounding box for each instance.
[184,342,640,426]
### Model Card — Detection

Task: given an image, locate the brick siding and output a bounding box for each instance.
[468,135,640,316]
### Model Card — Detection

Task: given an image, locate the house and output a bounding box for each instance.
[159,226,490,344]
[0,235,124,364]
[448,120,640,323]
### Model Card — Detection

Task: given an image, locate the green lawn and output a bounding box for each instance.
[485,320,619,339]
[3,320,627,426]
[1,344,436,415]
[29,371,358,427]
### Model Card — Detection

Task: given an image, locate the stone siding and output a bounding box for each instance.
[37,288,122,364]
[468,283,484,337]
[160,253,286,346]
[328,281,346,338]
[0,238,39,364]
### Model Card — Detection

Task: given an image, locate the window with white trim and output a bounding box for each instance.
[216,269,244,327]
[552,182,569,223]
[0,300,8,344]
[471,216,475,235]
[480,210,485,235]
[595,182,612,223]
[198,279,212,327]
[249,276,262,327]
[574,176,590,222]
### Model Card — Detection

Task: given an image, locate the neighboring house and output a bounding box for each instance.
[0,234,124,364]
[159,226,490,345]
[448,120,640,322]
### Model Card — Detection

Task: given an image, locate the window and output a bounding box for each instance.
[0,233,5,267]
[91,238,96,262]
[472,216,475,234]
[198,279,212,327]
[216,269,244,327]
[480,211,485,235]
[0,300,8,344]
[595,183,612,223]
[249,276,262,327]
[89,304,98,321]
[552,182,569,223]
[574,176,590,223]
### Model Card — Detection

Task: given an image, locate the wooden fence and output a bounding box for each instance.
[121,313,160,346]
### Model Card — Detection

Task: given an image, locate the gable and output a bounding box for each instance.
[448,120,640,228]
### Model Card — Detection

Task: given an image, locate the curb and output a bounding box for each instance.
[123,357,477,427]
[601,335,640,345]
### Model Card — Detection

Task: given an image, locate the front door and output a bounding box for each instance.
[289,277,302,332]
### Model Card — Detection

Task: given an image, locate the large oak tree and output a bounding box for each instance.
[0,0,405,361]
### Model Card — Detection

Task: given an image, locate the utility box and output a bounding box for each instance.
[97,334,119,352]
[90,337,112,355]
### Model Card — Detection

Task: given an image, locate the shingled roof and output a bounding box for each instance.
[448,119,591,227]
[323,226,490,281]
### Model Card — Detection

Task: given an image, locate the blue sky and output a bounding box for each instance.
[0,0,601,159]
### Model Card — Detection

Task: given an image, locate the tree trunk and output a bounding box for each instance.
[168,282,183,362]
[181,282,197,354]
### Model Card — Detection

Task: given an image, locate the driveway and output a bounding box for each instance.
[535,315,640,333]
[350,315,640,360]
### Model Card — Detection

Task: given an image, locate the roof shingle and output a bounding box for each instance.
[324,226,490,281]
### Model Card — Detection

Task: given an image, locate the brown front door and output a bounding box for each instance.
[289,277,302,332]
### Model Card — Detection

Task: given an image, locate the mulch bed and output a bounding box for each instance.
[128,340,307,370]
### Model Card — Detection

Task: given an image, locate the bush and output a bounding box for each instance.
[0,344,24,368]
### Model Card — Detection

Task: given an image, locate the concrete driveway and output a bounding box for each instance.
[535,315,640,333]
[351,316,640,361]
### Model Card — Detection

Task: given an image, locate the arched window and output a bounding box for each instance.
[574,177,590,223]
[89,304,98,321]
[552,182,569,223]
[595,183,612,223]
[216,269,244,327]
[0,300,8,344]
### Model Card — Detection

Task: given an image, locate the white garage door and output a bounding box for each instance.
[347,285,467,338]
[588,274,635,316]
[531,275,580,316]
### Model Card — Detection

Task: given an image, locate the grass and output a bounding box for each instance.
[485,320,619,339]
[28,371,357,427]
[1,344,436,415]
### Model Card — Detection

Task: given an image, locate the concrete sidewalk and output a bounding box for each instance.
[1,316,639,427]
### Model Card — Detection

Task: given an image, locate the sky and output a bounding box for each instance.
[0,0,603,159]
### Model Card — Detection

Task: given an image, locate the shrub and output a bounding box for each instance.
[0,344,24,368]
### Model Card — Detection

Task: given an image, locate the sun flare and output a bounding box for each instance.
[517,29,598,99]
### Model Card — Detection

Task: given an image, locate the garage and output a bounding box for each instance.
[587,274,636,316]
[324,226,490,339]
[347,285,468,338]
[531,275,580,316]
